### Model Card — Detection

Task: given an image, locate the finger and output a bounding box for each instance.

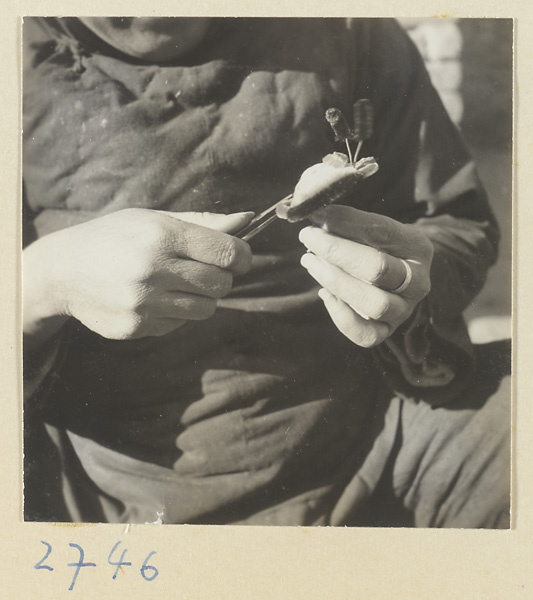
[161,211,255,234]
[318,288,390,348]
[299,226,411,291]
[309,205,433,262]
[152,291,218,321]
[300,252,408,325]
[157,214,253,275]
[158,259,233,299]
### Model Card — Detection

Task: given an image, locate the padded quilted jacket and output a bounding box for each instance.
[23,18,498,524]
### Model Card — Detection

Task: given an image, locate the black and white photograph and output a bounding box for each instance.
[22,16,512,529]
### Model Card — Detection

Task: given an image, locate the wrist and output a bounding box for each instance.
[23,234,70,351]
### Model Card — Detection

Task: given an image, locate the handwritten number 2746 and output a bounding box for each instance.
[34,540,159,590]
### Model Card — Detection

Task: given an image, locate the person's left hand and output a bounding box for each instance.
[298,205,434,348]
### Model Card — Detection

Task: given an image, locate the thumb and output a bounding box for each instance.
[309,205,430,261]
[161,211,255,234]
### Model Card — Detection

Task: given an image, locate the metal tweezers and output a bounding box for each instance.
[235,194,293,242]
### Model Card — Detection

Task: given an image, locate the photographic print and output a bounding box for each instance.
[22,16,512,528]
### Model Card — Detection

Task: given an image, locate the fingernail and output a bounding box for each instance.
[298,226,320,247]
[298,227,312,246]
[300,252,316,269]
[318,288,335,303]
[317,287,328,301]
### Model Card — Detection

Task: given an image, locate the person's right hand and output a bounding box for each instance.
[23,208,253,343]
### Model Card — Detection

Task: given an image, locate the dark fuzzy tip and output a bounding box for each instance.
[325,108,354,142]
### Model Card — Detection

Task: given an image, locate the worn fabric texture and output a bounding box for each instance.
[23,17,507,526]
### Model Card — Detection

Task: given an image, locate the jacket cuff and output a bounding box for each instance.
[374,299,475,407]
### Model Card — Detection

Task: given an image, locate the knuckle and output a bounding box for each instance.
[374,220,394,245]
[219,238,252,273]
[128,257,155,284]
[320,239,338,264]
[367,252,389,283]
[120,250,160,285]
[216,238,238,269]
[118,208,161,242]
[142,222,166,251]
